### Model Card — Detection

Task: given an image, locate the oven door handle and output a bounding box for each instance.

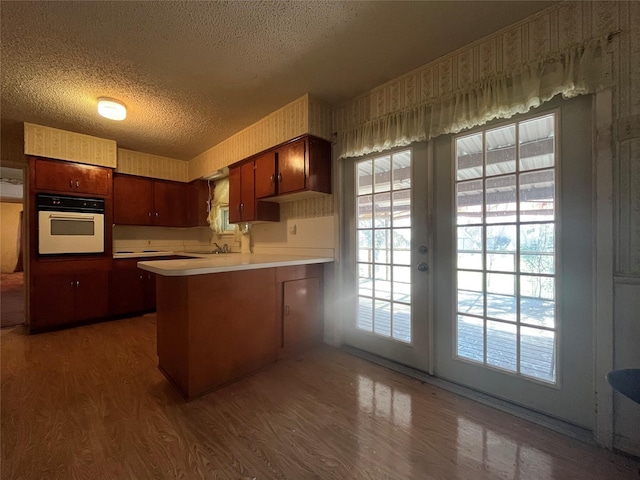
[48,214,95,221]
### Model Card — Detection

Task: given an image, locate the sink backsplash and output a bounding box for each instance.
[112,225,236,254]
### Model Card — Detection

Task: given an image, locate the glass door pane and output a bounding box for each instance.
[356,150,412,343]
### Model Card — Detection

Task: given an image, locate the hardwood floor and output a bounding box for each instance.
[1,273,24,328]
[1,314,637,479]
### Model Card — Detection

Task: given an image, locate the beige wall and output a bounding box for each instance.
[0,202,23,273]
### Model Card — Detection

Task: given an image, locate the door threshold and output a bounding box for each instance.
[340,345,595,446]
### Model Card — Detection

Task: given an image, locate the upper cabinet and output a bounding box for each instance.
[113,173,189,227]
[34,158,112,196]
[253,135,331,202]
[229,161,280,224]
[187,180,210,227]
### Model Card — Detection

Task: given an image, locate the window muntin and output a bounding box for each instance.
[454,113,558,384]
[356,150,412,343]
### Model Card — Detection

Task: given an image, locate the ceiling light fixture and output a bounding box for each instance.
[97,97,126,121]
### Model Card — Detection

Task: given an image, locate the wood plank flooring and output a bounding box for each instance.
[1,314,638,479]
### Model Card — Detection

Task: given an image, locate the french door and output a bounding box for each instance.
[342,144,430,371]
[342,95,594,428]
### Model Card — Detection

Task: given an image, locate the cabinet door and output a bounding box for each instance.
[277,139,306,195]
[35,159,111,196]
[254,151,277,199]
[143,271,156,311]
[228,165,242,223]
[114,175,154,225]
[240,161,255,221]
[154,180,188,227]
[110,267,144,316]
[32,274,75,329]
[74,271,109,322]
[187,180,210,227]
[282,277,320,351]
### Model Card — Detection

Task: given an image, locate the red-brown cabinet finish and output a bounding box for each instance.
[110,259,157,316]
[113,174,154,225]
[154,180,188,227]
[276,139,307,195]
[30,259,110,332]
[187,180,210,227]
[229,161,279,224]
[113,173,189,227]
[254,151,277,199]
[246,135,332,203]
[34,158,112,196]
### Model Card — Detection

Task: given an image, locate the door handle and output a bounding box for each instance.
[285,304,290,316]
[417,262,429,272]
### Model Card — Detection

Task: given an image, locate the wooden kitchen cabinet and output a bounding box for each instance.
[30,260,110,332]
[276,264,324,358]
[113,174,154,225]
[154,180,188,227]
[187,179,210,227]
[253,135,332,202]
[254,151,277,198]
[113,173,189,227]
[283,277,321,351]
[229,161,279,223]
[110,259,156,316]
[34,157,112,196]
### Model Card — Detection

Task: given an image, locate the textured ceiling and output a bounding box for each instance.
[1,1,557,161]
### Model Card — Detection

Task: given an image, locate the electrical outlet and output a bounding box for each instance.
[617,114,640,141]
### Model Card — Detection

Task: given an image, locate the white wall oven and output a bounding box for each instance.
[37,193,105,255]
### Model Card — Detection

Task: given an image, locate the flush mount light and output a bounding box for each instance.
[97,97,126,121]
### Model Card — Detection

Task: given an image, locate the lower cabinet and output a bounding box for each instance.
[110,259,156,316]
[30,260,110,331]
[277,264,324,358]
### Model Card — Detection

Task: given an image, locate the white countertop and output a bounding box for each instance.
[137,253,334,276]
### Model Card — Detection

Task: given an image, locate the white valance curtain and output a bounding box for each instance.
[337,36,612,160]
[207,178,228,234]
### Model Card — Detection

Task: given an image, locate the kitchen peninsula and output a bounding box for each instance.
[138,254,333,399]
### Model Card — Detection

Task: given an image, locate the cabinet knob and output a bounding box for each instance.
[76,180,79,188]
[155,212,159,218]
[148,212,152,217]
[285,304,290,316]
[69,180,73,187]
[270,174,275,184]
[278,173,282,183]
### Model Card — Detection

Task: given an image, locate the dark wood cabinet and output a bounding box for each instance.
[243,135,332,206]
[229,161,279,223]
[276,264,324,358]
[187,180,210,227]
[34,158,112,196]
[154,180,188,227]
[276,139,307,195]
[110,259,156,316]
[113,173,189,227]
[30,259,110,332]
[254,151,277,199]
[113,174,154,225]
[283,277,321,350]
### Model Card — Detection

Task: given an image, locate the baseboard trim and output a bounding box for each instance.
[340,345,595,446]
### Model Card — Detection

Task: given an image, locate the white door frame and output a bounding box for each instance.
[593,89,614,449]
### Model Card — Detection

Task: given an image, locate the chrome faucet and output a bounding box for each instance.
[212,242,229,253]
